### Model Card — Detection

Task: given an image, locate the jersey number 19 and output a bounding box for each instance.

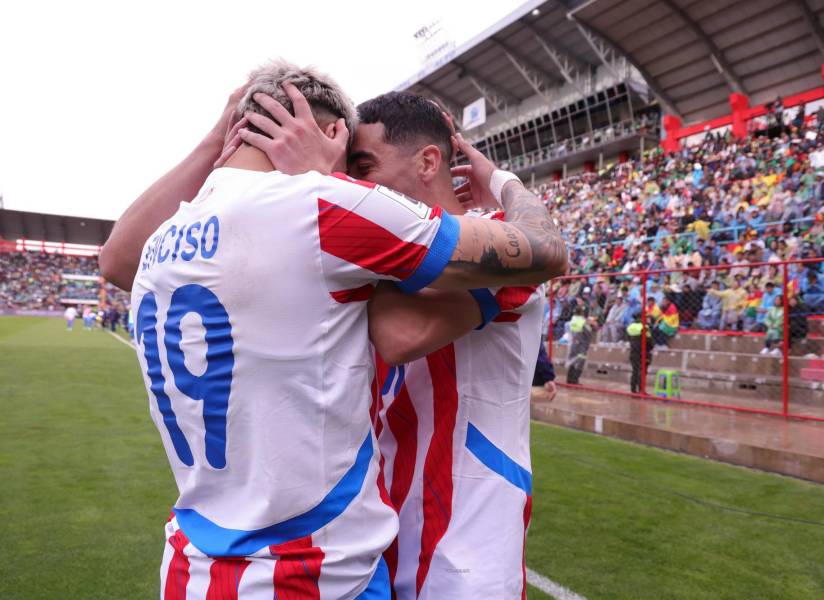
[136,284,234,469]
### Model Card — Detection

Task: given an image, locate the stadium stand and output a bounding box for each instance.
[538,118,824,274]
[0,246,131,314]
[517,17,822,415]
[0,211,129,315]
[537,114,824,418]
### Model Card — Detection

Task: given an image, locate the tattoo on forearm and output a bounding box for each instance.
[504,225,521,258]
[451,220,513,276]
[447,183,567,283]
[501,183,567,278]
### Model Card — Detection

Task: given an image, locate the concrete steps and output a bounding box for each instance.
[802,369,824,382]
[552,343,812,378]
[551,341,824,406]
[801,358,824,382]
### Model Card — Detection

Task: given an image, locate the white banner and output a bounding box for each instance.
[462,97,486,130]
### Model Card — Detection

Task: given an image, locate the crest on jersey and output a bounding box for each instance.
[375,185,432,220]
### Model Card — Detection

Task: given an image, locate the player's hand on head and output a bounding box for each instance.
[214,116,247,169]
[450,133,502,210]
[238,84,348,176]
[213,84,249,139]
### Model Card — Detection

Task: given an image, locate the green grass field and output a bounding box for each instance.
[2,316,824,599]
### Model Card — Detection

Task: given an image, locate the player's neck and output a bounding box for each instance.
[223,145,276,173]
[427,177,465,216]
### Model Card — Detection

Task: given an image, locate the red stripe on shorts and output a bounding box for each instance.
[270,536,325,600]
[205,558,251,600]
[164,528,191,600]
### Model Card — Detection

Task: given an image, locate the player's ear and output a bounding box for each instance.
[418,144,442,184]
[323,121,337,139]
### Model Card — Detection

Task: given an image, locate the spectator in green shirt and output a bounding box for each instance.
[761,295,784,356]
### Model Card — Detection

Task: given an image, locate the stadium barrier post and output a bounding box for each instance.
[782,263,790,417]
[548,282,554,362]
[640,271,648,396]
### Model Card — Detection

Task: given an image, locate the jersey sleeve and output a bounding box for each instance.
[487,285,545,325]
[316,173,459,294]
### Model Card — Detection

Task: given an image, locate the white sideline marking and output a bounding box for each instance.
[526,568,587,600]
[106,329,135,350]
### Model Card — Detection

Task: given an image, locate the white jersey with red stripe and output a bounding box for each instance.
[130,168,459,600]
[374,210,545,600]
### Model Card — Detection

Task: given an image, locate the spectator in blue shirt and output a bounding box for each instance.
[800,270,824,313]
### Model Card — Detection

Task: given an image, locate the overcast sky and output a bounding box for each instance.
[0,0,525,221]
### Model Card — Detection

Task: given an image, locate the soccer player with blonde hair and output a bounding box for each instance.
[102,59,566,599]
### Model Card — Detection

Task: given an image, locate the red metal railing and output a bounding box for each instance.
[547,258,824,422]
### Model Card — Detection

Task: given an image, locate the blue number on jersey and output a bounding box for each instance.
[136,284,234,469]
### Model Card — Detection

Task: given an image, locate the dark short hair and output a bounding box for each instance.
[357,92,453,160]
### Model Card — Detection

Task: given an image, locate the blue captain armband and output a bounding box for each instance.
[396,211,460,293]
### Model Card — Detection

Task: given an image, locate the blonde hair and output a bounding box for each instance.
[237,59,357,143]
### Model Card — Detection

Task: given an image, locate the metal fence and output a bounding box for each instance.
[547,258,824,421]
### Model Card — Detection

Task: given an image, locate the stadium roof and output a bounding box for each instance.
[399,0,824,127]
[397,0,612,128]
[0,209,113,246]
[570,0,824,124]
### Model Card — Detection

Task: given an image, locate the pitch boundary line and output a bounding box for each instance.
[106,329,135,350]
[526,568,587,600]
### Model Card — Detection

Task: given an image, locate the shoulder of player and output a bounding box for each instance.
[315,171,378,196]
[311,171,383,208]
[318,173,436,220]
[215,170,326,212]
[203,167,308,201]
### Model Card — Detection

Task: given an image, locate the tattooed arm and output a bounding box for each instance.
[431,137,568,289]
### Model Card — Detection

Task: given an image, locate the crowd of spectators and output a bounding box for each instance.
[0,251,129,315]
[540,114,823,352]
[0,252,96,311]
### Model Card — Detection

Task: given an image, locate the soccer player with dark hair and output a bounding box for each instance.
[244,90,562,599]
